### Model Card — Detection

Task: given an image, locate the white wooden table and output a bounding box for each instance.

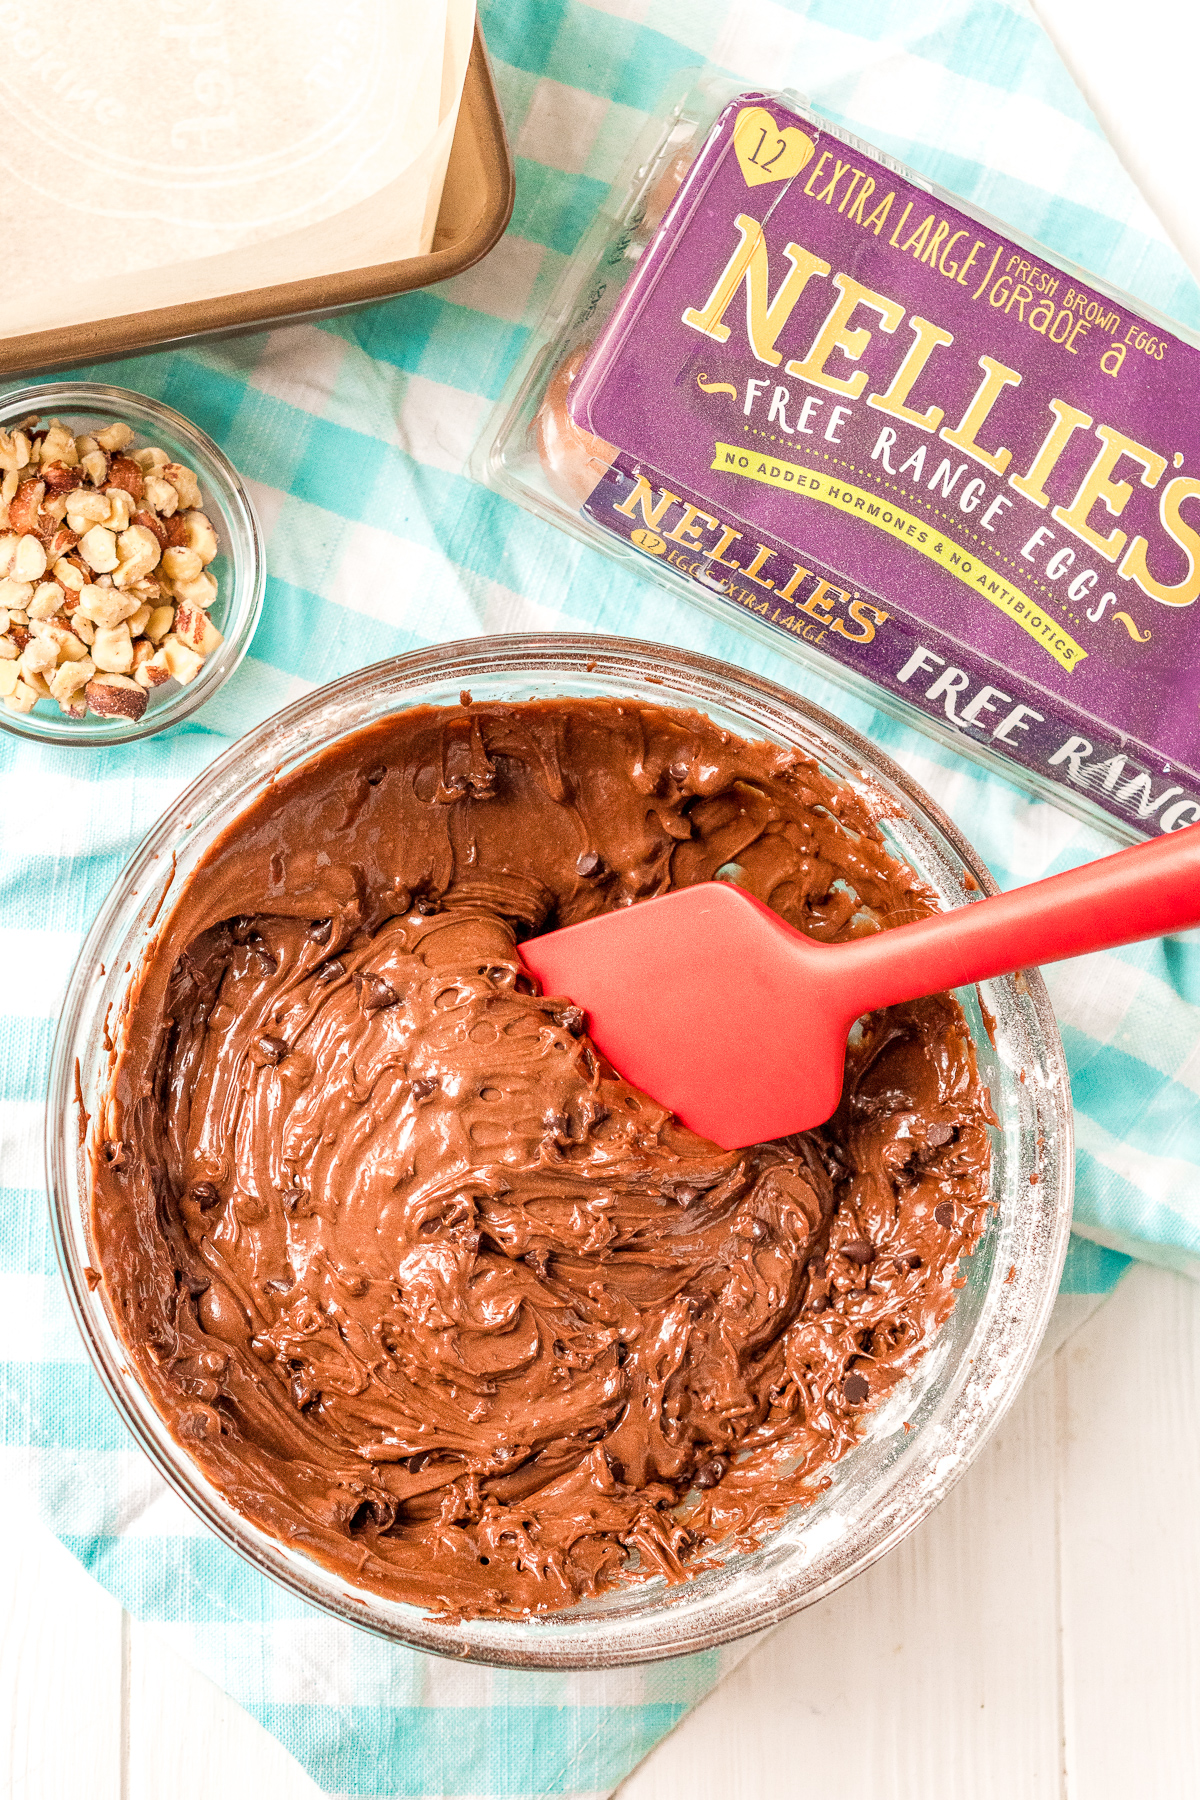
[6,2,1200,1793]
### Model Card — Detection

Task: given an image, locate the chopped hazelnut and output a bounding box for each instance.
[28,581,64,620]
[181,511,218,565]
[144,604,175,643]
[135,646,172,689]
[66,490,111,529]
[103,489,134,534]
[48,655,95,702]
[163,463,201,510]
[4,674,38,713]
[94,422,134,453]
[160,634,204,684]
[52,556,85,591]
[172,601,223,658]
[173,569,218,609]
[12,535,46,582]
[85,671,147,718]
[78,584,139,629]
[20,635,58,677]
[0,578,33,611]
[79,525,119,573]
[144,475,179,516]
[162,545,201,583]
[91,622,134,673]
[112,523,162,588]
[0,416,222,722]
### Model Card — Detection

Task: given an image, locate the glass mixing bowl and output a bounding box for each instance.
[46,634,1073,1668]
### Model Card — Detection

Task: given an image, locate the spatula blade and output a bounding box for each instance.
[520,883,853,1149]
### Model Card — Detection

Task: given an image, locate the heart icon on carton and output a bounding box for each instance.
[733,107,815,188]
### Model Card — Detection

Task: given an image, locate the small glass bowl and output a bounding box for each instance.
[0,382,263,746]
[47,635,1073,1668]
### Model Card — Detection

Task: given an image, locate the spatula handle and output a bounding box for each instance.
[839,821,1200,1015]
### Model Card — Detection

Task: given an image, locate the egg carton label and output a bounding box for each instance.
[569,94,1200,835]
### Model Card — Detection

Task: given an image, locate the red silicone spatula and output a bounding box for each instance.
[520,824,1200,1149]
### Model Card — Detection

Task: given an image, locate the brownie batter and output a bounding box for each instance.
[91,698,994,1620]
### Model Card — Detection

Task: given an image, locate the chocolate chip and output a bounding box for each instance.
[605,1452,626,1483]
[927,1121,955,1147]
[231,915,256,944]
[348,1497,395,1534]
[280,1187,306,1211]
[191,1181,220,1211]
[182,1271,210,1296]
[575,850,603,877]
[934,1201,956,1228]
[694,1457,727,1489]
[365,764,387,785]
[842,1240,876,1266]
[553,1004,585,1035]
[258,1035,289,1065]
[415,895,440,916]
[459,690,473,707]
[668,759,690,782]
[582,1099,610,1136]
[809,1293,830,1314]
[307,918,333,945]
[748,1218,767,1241]
[177,1410,215,1441]
[410,1077,436,1100]
[404,1451,431,1473]
[102,1139,125,1168]
[251,946,276,977]
[820,1144,848,1181]
[316,959,344,984]
[359,974,399,1013]
[905,1252,924,1270]
[843,1372,870,1405]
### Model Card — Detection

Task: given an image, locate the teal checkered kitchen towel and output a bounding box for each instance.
[3,1,1198,1794]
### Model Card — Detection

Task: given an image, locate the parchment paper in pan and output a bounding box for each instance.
[0,0,475,337]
